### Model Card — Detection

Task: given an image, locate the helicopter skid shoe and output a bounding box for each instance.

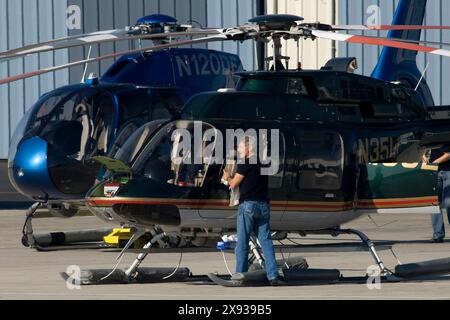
[61,267,192,285]
[207,268,342,287]
[392,257,450,281]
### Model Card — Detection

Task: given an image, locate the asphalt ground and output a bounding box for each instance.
[1,210,450,300]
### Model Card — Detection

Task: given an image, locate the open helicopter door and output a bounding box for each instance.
[196,124,288,225]
[283,129,350,230]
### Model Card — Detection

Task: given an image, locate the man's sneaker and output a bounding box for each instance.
[269,276,285,286]
[431,238,444,243]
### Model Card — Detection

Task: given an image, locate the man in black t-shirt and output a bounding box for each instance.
[222,136,280,286]
[424,147,450,243]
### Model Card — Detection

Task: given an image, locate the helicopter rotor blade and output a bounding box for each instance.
[0,29,223,62]
[311,30,450,58]
[0,29,130,60]
[273,30,450,48]
[0,34,230,86]
[331,25,450,31]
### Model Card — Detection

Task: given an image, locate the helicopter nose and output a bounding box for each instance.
[9,136,58,201]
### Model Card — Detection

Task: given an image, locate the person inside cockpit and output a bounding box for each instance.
[73,103,92,161]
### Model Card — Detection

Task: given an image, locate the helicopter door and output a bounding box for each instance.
[285,130,345,221]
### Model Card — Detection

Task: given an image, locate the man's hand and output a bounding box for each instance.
[222,171,230,181]
[422,153,429,163]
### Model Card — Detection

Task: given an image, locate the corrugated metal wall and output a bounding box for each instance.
[266,0,336,70]
[0,0,69,159]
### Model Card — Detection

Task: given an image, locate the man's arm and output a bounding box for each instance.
[433,152,450,165]
[222,171,245,189]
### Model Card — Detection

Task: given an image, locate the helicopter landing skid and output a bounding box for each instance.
[60,267,193,285]
[327,227,392,277]
[21,202,46,251]
[60,227,199,286]
[21,201,112,252]
[59,226,450,286]
[206,227,450,287]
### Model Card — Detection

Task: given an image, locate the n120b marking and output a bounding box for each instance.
[175,53,241,77]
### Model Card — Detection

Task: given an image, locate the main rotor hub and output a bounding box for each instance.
[249,14,304,31]
[134,14,180,34]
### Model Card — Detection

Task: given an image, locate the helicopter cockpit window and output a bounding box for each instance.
[134,121,219,188]
[114,120,167,166]
[314,74,338,102]
[118,91,150,125]
[287,78,309,96]
[219,95,286,120]
[237,77,287,93]
[296,131,344,191]
[150,92,182,120]
[29,88,116,160]
[27,91,74,131]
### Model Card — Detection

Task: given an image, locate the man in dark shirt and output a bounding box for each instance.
[222,136,280,285]
[424,147,450,242]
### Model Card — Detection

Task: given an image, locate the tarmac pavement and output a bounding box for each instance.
[1,210,450,300]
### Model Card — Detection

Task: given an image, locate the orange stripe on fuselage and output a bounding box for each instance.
[86,196,438,211]
[357,196,438,208]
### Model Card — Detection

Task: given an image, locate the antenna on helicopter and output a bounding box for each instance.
[415,62,430,91]
[81,46,93,83]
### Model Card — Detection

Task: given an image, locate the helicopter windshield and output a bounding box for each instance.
[114,120,168,166]
[24,87,116,160]
[133,121,219,188]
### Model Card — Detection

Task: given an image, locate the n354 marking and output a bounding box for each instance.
[358,137,396,163]
[357,133,414,163]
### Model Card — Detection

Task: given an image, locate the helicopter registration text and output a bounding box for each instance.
[357,133,415,163]
[175,53,241,77]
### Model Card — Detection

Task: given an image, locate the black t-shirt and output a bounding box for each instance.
[430,146,450,171]
[236,161,269,204]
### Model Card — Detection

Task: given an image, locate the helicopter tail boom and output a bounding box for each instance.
[371,0,434,106]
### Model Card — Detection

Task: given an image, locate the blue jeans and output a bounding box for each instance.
[235,201,279,281]
[432,171,450,239]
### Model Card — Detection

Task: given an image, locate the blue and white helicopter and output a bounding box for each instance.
[3,14,243,217]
